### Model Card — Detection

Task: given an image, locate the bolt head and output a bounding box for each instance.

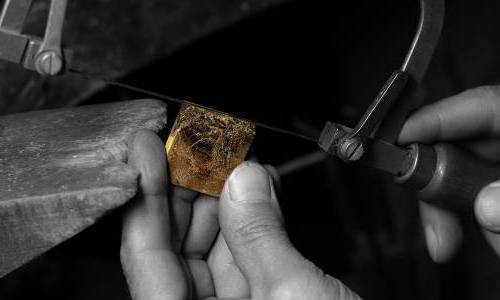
[35,51,63,76]
[338,138,364,162]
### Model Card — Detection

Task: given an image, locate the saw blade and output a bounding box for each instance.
[68,69,318,143]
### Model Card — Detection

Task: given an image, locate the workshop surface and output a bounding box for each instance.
[0,99,166,277]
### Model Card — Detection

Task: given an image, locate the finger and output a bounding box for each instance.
[183,195,219,299]
[482,230,500,257]
[183,195,219,258]
[169,186,198,251]
[186,259,214,299]
[121,130,188,300]
[463,138,500,162]
[475,181,500,233]
[219,162,308,296]
[419,201,462,263]
[399,86,500,144]
[207,233,250,298]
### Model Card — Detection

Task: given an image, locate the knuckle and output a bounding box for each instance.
[232,216,286,247]
[268,274,313,300]
[268,273,360,300]
[267,274,323,300]
[464,85,500,133]
[325,275,359,300]
[484,84,500,98]
[470,85,500,99]
[268,282,298,300]
[475,86,500,113]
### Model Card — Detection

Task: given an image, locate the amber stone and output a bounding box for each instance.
[166,102,255,196]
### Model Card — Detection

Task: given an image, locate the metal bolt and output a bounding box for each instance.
[338,138,364,162]
[35,51,63,76]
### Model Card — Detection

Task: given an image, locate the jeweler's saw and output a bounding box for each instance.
[3,0,498,211]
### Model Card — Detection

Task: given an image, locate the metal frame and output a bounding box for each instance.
[0,0,68,75]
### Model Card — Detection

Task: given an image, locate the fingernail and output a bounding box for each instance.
[227,162,272,203]
[476,184,500,231]
[424,225,440,261]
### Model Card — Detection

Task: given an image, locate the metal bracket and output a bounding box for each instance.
[320,0,444,162]
[0,0,68,75]
[337,71,409,161]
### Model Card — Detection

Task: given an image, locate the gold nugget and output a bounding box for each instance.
[166,102,255,196]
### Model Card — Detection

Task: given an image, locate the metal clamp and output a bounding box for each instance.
[337,71,409,161]
[0,0,68,75]
[320,0,444,163]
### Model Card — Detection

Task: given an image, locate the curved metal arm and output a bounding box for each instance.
[333,0,445,161]
[375,0,444,143]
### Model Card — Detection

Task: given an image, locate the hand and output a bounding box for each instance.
[399,85,500,261]
[120,130,361,300]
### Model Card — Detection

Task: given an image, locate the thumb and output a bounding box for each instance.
[220,162,361,300]
[475,182,500,232]
[398,86,500,145]
[475,181,500,257]
[219,162,306,294]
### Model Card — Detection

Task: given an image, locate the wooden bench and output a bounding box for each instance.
[0,99,166,277]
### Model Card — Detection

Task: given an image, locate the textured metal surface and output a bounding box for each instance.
[166,102,255,196]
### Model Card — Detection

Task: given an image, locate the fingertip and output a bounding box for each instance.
[122,131,193,299]
[128,130,167,195]
[398,108,437,145]
[220,162,274,235]
[122,129,171,252]
[424,223,462,263]
[420,202,462,263]
[129,129,165,161]
[228,161,270,183]
[224,161,272,204]
[423,224,440,262]
[475,183,500,232]
[398,116,419,145]
[483,230,500,257]
[221,162,284,225]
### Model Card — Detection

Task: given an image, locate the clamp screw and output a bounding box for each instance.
[338,138,364,162]
[35,51,63,76]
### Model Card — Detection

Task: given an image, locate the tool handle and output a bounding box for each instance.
[397,143,500,210]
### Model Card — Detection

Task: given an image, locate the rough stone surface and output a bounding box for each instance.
[0,99,167,277]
